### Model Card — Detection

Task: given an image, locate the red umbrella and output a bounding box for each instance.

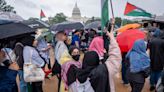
[116,29,145,53]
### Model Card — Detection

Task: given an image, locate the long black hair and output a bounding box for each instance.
[21,36,35,47]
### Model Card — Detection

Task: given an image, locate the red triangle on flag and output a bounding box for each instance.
[40,9,46,18]
[124,2,137,15]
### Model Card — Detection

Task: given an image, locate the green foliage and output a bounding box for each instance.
[115,17,122,27]
[122,19,138,26]
[49,13,67,24]
[0,0,16,13]
[28,17,39,21]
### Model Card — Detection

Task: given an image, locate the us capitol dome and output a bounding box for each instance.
[67,3,88,23]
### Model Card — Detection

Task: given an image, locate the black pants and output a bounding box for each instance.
[130,81,144,92]
[31,81,43,92]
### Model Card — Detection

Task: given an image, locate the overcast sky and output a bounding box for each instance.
[6,0,164,19]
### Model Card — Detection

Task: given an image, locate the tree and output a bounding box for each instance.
[0,0,16,13]
[115,17,122,27]
[49,13,67,24]
[28,17,39,21]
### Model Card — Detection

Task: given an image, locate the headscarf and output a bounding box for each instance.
[89,36,104,60]
[126,39,150,73]
[77,51,100,83]
[61,60,81,90]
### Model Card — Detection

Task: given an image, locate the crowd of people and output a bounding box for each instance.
[0,19,164,92]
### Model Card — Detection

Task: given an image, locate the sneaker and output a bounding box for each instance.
[150,86,155,91]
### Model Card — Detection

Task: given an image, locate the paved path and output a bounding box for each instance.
[43,73,155,92]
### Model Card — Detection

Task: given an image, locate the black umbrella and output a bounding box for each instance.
[50,22,84,32]
[85,21,101,30]
[0,19,13,25]
[22,20,50,29]
[0,22,35,39]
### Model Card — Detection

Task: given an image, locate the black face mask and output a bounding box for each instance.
[72,55,80,61]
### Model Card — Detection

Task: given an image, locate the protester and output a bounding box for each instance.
[35,29,52,69]
[0,48,19,92]
[69,46,81,61]
[22,36,45,92]
[151,22,161,37]
[14,42,28,92]
[64,30,121,92]
[55,31,68,65]
[126,39,150,92]
[121,52,129,85]
[149,32,164,91]
[88,36,105,61]
[60,46,82,92]
[71,30,81,48]
[88,28,97,44]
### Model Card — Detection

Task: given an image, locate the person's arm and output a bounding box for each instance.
[16,74,20,92]
[55,42,68,63]
[105,31,122,75]
[32,49,45,68]
[105,31,122,92]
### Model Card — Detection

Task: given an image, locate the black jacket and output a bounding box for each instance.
[149,38,164,71]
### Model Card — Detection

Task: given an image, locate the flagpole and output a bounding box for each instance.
[109,0,115,31]
[109,0,114,18]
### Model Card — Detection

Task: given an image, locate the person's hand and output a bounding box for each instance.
[9,62,19,71]
[106,31,114,38]
[111,18,115,25]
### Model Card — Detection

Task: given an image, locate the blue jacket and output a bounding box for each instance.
[0,66,18,92]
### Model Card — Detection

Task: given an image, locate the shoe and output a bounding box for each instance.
[150,86,155,91]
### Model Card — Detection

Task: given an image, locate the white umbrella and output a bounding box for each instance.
[0,11,24,22]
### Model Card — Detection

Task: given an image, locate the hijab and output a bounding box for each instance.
[77,51,100,83]
[126,39,150,73]
[89,36,104,60]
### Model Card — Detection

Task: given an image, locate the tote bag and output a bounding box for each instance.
[23,49,45,82]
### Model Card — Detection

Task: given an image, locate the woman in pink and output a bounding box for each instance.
[89,36,105,60]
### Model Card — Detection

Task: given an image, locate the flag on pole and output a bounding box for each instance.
[40,9,46,19]
[124,2,152,18]
[101,0,109,30]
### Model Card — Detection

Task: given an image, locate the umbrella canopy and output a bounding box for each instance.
[0,22,35,39]
[50,21,84,32]
[0,19,13,25]
[85,21,101,29]
[116,29,145,53]
[0,12,24,22]
[22,20,50,29]
[117,23,141,33]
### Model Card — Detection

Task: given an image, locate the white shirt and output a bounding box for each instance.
[55,41,68,64]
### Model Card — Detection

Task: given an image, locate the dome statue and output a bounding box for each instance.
[72,3,81,19]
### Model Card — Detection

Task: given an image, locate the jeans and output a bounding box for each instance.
[122,61,129,84]
[150,70,162,86]
[18,70,28,92]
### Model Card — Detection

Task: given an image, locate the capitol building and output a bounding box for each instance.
[67,3,89,23]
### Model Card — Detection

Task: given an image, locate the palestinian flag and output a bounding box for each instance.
[40,9,46,19]
[124,2,152,18]
[101,0,109,30]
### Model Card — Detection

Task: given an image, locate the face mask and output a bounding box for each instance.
[72,55,80,61]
